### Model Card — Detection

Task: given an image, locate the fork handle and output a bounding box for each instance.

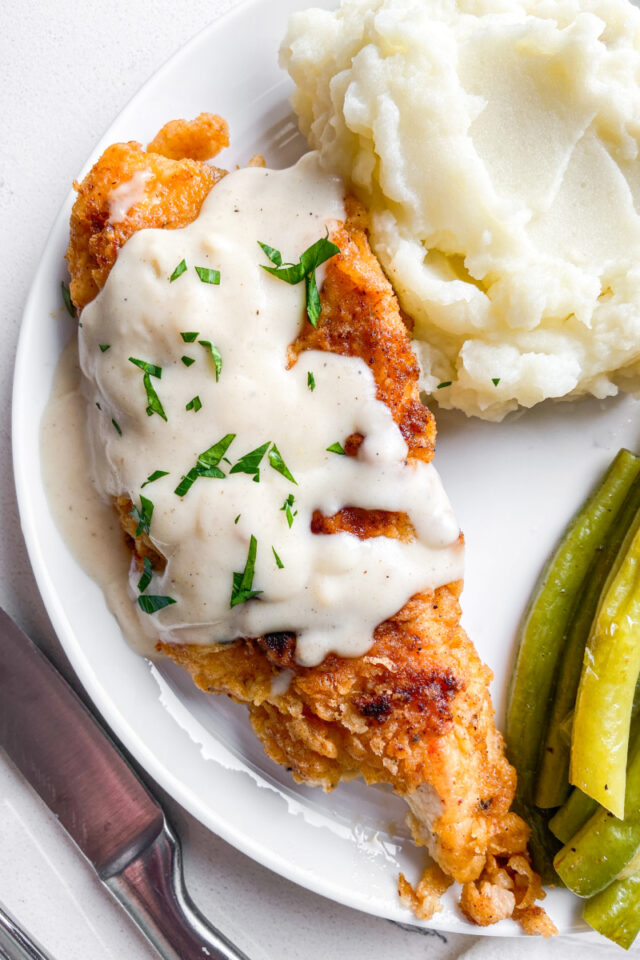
[104,820,250,960]
[0,903,55,960]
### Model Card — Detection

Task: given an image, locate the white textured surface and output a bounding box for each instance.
[0,2,630,958]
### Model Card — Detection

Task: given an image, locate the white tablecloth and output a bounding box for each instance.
[0,2,631,957]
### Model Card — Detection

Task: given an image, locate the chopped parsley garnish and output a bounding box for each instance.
[129,357,162,378]
[137,556,153,593]
[169,259,187,283]
[180,331,199,342]
[61,281,76,319]
[186,395,202,412]
[272,546,284,569]
[305,271,322,327]
[181,356,195,367]
[437,381,452,389]
[141,469,169,488]
[230,442,270,482]
[174,433,236,497]
[257,242,282,266]
[99,344,111,353]
[281,493,297,528]
[258,233,339,327]
[326,441,346,455]
[230,535,262,607]
[112,418,122,435]
[307,371,316,391]
[138,595,176,614]
[95,402,102,410]
[199,340,222,381]
[234,514,241,524]
[492,377,500,386]
[130,495,154,537]
[268,444,297,484]
[129,357,167,421]
[195,266,221,285]
[143,374,167,420]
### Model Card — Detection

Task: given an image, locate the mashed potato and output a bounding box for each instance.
[282,0,640,419]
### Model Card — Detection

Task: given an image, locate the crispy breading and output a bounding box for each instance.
[398,865,453,921]
[146,112,229,161]
[66,125,226,311]
[67,119,554,935]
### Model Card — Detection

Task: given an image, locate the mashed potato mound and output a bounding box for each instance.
[282,0,640,420]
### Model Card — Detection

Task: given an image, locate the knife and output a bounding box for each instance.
[0,608,251,960]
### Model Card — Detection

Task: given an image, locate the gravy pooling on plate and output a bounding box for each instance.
[76,153,464,667]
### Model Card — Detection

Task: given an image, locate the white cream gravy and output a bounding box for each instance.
[41,336,157,656]
[55,153,464,667]
[108,170,152,224]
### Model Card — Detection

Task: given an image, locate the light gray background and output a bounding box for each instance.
[0,3,625,958]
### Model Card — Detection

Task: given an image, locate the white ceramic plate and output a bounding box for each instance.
[13,0,640,937]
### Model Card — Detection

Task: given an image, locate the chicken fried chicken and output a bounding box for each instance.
[66,113,554,935]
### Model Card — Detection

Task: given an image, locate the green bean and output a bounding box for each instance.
[570,518,640,818]
[549,688,640,844]
[583,873,640,949]
[536,471,640,808]
[506,449,640,878]
[549,788,598,844]
[555,734,640,896]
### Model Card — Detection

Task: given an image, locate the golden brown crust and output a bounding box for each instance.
[66,137,225,311]
[146,113,229,161]
[291,205,436,464]
[68,117,551,934]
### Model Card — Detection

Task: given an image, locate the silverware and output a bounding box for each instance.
[0,608,251,960]
[0,902,56,960]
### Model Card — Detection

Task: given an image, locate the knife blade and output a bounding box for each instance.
[0,608,250,960]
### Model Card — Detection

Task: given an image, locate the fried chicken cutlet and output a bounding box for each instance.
[66,113,555,935]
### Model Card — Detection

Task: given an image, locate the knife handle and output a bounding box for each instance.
[105,819,251,960]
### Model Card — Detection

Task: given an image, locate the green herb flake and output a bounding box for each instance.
[195,266,221,285]
[199,340,222,381]
[234,514,241,524]
[268,444,297,484]
[112,418,122,436]
[230,535,262,608]
[257,242,282,267]
[280,493,297,528]
[129,357,162,378]
[305,271,322,327]
[437,381,452,389]
[492,377,500,386]
[141,470,169,489]
[181,355,195,367]
[186,395,202,413]
[95,402,102,410]
[143,373,167,421]
[130,495,154,537]
[258,234,339,328]
[307,371,316,392]
[230,442,270,483]
[99,344,111,353]
[138,595,176,614]
[169,259,187,283]
[174,433,236,497]
[128,358,167,420]
[272,546,284,569]
[180,331,199,343]
[61,281,76,319]
[326,441,346,456]
[137,556,153,594]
